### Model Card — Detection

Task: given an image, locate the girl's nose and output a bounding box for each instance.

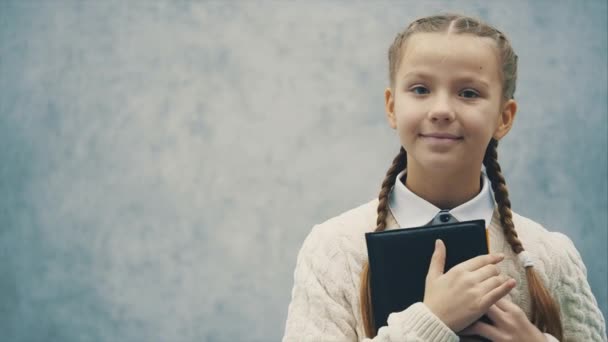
[427,95,456,122]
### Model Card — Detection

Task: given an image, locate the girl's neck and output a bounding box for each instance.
[403,163,482,210]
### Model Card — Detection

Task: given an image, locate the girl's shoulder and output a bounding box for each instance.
[511,211,578,251]
[314,198,380,236]
[510,211,585,278]
[298,198,379,259]
[317,198,378,232]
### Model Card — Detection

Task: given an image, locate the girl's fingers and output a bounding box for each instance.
[426,239,446,281]
[460,321,503,341]
[478,274,507,295]
[495,297,519,312]
[480,277,516,309]
[459,253,505,272]
[473,264,501,283]
[485,304,506,325]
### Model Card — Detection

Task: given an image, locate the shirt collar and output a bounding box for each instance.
[388,169,496,228]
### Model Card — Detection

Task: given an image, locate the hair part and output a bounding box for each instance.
[361,14,561,339]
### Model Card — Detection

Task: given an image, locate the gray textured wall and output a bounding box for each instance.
[1,1,606,341]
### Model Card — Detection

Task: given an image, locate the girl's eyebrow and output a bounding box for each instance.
[456,76,490,90]
[401,71,490,90]
[401,71,434,81]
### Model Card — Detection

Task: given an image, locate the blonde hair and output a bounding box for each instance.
[360,14,563,339]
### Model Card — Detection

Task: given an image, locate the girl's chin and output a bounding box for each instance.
[413,156,469,172]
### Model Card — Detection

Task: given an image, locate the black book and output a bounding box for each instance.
[365,219,491,340]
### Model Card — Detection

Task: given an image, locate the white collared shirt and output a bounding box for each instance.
[388,169,496,228]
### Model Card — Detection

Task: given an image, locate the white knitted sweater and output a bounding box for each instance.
[282,199,607,341]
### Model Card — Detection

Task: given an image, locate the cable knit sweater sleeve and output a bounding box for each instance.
[550,232,607,342]
[282,225,459,342]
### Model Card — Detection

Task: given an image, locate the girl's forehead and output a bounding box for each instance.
[399,32,501,80]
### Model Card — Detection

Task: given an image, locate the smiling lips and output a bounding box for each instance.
[420,132,463,140]
[419,133,464,147]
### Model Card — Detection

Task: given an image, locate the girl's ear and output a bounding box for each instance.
[493,99,517,140]
[385,87,397,129]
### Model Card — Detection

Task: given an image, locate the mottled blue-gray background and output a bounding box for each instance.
[1,1,606,341]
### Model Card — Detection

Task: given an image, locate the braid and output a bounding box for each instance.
[483,139,524,253]
[375,147,408,231]
[361,146,407,337]
[483,138,563,339]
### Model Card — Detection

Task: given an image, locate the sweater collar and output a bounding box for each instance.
[388,169,496,228]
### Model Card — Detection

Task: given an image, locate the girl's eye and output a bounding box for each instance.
[460,89,480,98]
[411,86,429,95]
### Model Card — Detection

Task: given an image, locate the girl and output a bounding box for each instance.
[282,14,606,342]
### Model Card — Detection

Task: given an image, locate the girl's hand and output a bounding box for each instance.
[423,239,516,332]
[459,298,547,341]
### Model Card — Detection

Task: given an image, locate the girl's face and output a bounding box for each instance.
[385,32,516,174]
